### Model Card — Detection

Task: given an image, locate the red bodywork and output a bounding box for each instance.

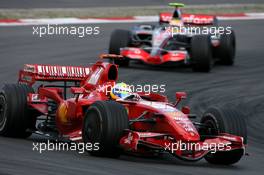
[121,47,187,65]
[18,59,245,160]
[120,13,217,65]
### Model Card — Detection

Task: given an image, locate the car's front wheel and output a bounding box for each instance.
[200,107,247,165]
[82,101,129,157]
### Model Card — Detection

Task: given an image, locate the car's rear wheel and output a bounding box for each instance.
[215,30,236,65]
[82,101,129,157]
[191,35,213,72]
[109,29,132,67]
[0,84,35,138]
[200,107,247,165]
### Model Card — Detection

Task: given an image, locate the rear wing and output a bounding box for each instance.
[19,64,90,85]
[182,14,215,25]
[159,13,215,25]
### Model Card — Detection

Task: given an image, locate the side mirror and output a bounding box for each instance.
[176,91,187,100]
[181,106,190,114]
[71,87,85,94]
[175,92,187,106]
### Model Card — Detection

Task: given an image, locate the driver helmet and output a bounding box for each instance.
[169,19,184,34]
[110,82,132,99]
[170,19,183,27]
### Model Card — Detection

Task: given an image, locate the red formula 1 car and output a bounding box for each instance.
[109,3,236,72]
[0,55,246,165]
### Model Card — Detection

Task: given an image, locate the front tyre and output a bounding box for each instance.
[82,101,129,157]
[200,107,247,165]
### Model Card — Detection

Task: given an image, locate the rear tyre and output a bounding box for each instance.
[109,29,132,67]
[0,84,35,138]
[82,101,129,158]
[191,35,213,72]
[200,107,247,165]
[215,30,236,65]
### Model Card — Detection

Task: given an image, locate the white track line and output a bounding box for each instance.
[0,13,263,26]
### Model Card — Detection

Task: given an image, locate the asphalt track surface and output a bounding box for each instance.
[0,20,264,175]
[1,0,264,8]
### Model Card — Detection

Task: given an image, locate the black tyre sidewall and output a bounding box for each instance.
[109,29,132,67]
[83,101,128,157]
[200,107,247,165]
[0,94,7,133]
[217,30,236,65]
[191,35,213,72]
[0,84,35,138]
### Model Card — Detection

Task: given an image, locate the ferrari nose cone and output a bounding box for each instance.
[166,111,200,141]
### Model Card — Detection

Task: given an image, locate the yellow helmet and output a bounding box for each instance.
[110,82,132,99]
[170,19,183,26]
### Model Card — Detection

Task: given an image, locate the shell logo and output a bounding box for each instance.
[57,102,68,123]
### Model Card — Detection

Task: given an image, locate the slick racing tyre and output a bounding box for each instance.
[200,107,247,165]
[0,84,35,138]
[215,30,236,65]
[191,35,213,72]
[109,29,132,67]
[83,101,129,158]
